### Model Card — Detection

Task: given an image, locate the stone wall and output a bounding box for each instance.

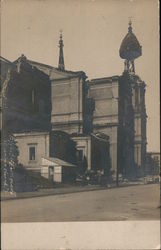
[88,76,119,176]
[131,75,147,175]
[51,76,85,134]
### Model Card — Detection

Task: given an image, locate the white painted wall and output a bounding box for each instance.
[14,132,49,171]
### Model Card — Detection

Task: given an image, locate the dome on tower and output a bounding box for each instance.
[119,21,142,60]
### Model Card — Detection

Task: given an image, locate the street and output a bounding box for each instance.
[1,184,160,222]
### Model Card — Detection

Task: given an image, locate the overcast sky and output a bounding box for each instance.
[1,0,159,152]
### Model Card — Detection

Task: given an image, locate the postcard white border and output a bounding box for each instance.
[1,221,160,250]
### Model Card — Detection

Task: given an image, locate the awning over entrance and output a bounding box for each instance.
[41,157,76,167]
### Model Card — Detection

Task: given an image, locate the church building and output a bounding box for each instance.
[0,22,147,182]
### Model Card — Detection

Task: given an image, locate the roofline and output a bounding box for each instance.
[0,56,14,65]
[50,74,86,82]
[42,157,76,167]
[88,75,119,84]
[26,59,53,69]
[13,58,87,77]
[14,131,49,137]
[29,59,87,77]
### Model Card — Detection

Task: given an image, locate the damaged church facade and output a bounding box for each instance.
[1,22,147,182]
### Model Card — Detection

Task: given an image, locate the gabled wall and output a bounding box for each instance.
[2,57,51,133]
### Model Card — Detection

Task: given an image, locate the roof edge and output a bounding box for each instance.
[89,75,120,84]
[13,57,87,77]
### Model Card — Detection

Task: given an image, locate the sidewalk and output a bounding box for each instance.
[1,185,107,201]
[1,181,148,201]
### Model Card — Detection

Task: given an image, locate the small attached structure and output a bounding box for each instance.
[41,157,77,183]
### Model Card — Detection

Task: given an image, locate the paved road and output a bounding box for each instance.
[1,184,160,222]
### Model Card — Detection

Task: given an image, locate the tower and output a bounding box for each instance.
[119,20,142,73]
[119,21,147,176]
[58,31,65,70]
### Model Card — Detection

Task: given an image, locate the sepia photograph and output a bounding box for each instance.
[0,0,160,249]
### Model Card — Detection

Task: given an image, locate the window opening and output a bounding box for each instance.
[29,146,36,161]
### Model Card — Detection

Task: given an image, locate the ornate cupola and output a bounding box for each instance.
[119,20,142,73]
[58,31,65,70]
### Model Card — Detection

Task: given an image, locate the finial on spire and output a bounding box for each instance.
[58,30,65,70]
[128,17,133,33]
[59,29,63,40]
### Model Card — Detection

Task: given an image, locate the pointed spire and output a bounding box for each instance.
[128,17,132,33]
[58,30,65,70]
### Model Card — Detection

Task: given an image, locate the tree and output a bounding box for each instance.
[1,69,19,192]
[1,131,19,192]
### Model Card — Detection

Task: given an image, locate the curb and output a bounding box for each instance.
[1,186,106,201]
[1,182,157,201]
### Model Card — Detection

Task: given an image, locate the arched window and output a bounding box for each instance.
[31,88,38,113]
[32,89,35,106]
